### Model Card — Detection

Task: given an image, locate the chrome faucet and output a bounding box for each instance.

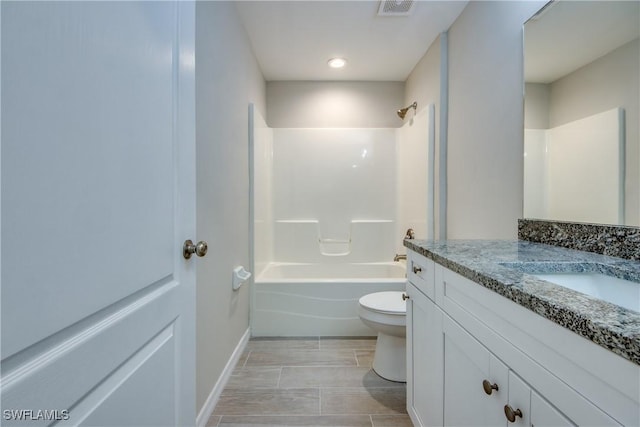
[394,254,407,262]
[405,228,415,239]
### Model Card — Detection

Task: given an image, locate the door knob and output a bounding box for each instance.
[402,293,410,300]
[504,404,523,422]
[413,266,422,274]
[183,240,208,259]
[482,379,499,395]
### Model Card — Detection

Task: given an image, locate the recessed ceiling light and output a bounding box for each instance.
[328,58,347,69]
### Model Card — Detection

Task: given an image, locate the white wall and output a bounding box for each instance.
[524,82,550,129]
[396,106,434,253]
[447,0,547,239]
[271,128,397,263]
[252,108,273,276]
[523,129,547,219]
[548,39,639,129]
[403,35,442,240]
[405,35,441,119]
[266,81,404,128]
[195,1,266,414]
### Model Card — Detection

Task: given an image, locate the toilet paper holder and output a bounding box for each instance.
[232,266,251,291]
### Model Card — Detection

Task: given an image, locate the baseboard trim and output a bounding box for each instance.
[196,327,250,427]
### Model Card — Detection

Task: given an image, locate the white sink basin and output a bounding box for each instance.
[534,273,640,312]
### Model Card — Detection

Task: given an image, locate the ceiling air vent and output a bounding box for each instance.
[377,0,415,16]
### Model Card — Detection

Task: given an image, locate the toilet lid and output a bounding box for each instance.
[359,291,406,314]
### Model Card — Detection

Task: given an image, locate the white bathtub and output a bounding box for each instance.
[252,262,407,337]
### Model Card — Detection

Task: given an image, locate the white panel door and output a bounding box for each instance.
[1,2,196,426]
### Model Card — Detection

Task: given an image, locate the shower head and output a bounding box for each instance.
[397,102,417,120]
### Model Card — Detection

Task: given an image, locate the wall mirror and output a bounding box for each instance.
[523,0,639,226]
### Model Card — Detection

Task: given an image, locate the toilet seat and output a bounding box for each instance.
[359,291,406,315]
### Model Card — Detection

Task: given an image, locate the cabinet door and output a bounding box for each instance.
[407,282,444,427]
[507,372,532,427]
[531,391,575,427]
[443,317,508,427]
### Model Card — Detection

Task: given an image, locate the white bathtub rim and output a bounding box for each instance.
[256,261,407,283]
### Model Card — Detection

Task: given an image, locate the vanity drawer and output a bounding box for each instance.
[408,251,435,300]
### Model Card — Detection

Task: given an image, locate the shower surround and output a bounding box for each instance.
[250,105,433,336]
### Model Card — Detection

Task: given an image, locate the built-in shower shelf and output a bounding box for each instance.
[318,238,352,256]
[273,219,396,262]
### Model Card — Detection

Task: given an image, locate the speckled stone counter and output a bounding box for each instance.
[404,239,640,365]
[518,219,640,261]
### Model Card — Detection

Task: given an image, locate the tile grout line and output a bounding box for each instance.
[241,349,251,368]
[277,366,283,388]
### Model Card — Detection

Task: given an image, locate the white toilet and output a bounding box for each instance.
[358,291,407,382]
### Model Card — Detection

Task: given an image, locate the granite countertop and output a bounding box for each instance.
[404,239,640,365]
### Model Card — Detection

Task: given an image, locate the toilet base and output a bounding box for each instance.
[372,332,406,383]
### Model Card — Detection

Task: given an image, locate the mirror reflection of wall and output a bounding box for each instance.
[524,0,639,226]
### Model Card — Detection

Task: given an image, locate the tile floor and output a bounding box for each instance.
[207,337,413,427]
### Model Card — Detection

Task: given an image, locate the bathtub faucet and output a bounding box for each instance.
[405,228,415,239]
[394,254,407,262]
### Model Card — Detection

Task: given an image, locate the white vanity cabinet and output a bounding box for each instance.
[441,315,575,427]
[406,249,635,427]
[406,253,444,426]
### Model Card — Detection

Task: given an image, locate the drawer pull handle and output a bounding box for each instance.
[482,379,499,395]
[402,293,410,301]
[504,405,522,423]
[413,266,422,274]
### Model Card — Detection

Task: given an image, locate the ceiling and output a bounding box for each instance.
[235,1,468,82]
[525,1,640,84]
